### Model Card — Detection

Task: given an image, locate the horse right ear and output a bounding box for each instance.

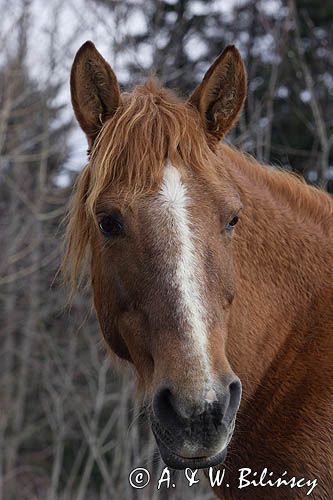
[189,45,247,142]
[70,41,122,147]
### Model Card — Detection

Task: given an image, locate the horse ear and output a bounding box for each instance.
[189,45,247,141]
[70,41,122,146]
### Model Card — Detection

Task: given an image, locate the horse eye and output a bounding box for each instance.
[227,215,239,230]
[99,214,124,237]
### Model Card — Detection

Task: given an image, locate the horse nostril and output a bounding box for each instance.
[223,377,242,426]
[153,387,182,429]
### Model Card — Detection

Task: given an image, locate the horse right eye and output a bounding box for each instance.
[99,214,124,238]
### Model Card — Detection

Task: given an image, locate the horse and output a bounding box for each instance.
[64,41,333,499]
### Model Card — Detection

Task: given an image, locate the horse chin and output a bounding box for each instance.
[153,433,228,470]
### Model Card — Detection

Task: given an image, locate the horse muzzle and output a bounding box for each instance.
[150,377,242,469]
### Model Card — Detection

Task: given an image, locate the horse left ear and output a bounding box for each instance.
[189,45,247,141]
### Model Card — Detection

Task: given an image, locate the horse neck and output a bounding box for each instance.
[220,145,332,398]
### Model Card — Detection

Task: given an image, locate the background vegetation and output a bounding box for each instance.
[0,0,332,498]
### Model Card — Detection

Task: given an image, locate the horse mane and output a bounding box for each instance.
[220,143,333,230]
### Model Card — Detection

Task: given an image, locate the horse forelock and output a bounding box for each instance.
[87,80,218,208]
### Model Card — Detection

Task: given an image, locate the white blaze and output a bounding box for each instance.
[157,162,212,384]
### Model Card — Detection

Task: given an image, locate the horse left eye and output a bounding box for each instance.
[99,214,124,237]
[227,215,239,230]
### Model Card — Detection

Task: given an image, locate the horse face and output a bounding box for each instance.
[90,162,242,469]
[69,41,247,469]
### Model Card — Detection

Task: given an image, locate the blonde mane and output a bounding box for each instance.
[220,144,333,229]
